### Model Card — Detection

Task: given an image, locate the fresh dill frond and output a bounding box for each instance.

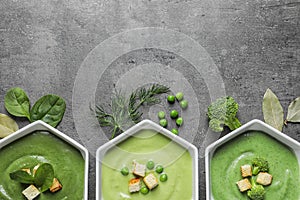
[93,84,169,139]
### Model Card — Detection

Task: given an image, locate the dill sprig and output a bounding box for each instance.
[94,84,169,139]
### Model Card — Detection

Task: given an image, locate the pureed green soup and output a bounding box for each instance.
[0,131,85,200]
[211,131,300,200]
[101,129,193,200]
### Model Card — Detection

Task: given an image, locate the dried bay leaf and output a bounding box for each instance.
[0,113,19,138]
[262,88,284,131]
[286,97,300,123]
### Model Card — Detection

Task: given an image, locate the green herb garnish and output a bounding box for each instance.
[94,84,169,139]
[9,163,55,192]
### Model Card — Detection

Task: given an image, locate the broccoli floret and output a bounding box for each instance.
[247,177,265,200]
[207,96,241,132]
[252,157,269,175]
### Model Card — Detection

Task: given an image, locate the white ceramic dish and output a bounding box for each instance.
[205,119,300,200]
[96,119,198,200]
[0,120,89,200]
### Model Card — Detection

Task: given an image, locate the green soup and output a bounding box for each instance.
[101,129,193,200]
[0,131,85,200]
[211,131,300,200]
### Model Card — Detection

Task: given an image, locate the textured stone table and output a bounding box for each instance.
[0,0,299,199]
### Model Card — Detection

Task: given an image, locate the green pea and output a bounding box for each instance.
[159,119,168,127]
[155,165,164,173]
[160,173,168,182]
[120,167,129,176]
[147,160,155,170]
[157,111,165,119]
[175,92,184,101]
[180,100,188,109]
[170,110,178,119]
[176,117,183,126]
[171,128,178,135]
[140,186,149,194]
[167,95,175,104]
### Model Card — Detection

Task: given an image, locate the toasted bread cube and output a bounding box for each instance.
[22,168,31,175]
[128,178,141,193]
[22,184,40,200]
[33,164,40,176]
[143,173,158,190]
[256,172,272,186]
[236,178,252,192]
[240,164,252,177]
[50,178,63,192]
[133,161,146,177]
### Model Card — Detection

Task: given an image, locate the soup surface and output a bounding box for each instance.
[211,131,300,200]
[0,131,85,200]
[101,129,193,200]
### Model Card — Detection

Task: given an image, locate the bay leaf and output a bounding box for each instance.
[0,113,19,138]
[286,97,300,123]
[262,88,284,131]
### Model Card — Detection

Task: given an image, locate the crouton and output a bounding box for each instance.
[132,161,146,177]
[236,178,252,192]
[240,164,252,177]
[143,173,158,190]
[21,168,31,175]
[22,184,40,200]
[128,178,141,193]
[32,164,40,176]
[256,172,272,186]
[50,178,63,192]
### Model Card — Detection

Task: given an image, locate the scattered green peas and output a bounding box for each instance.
[175,92,184,101]
[171,128,178,135]
[140,186,149,194]
[120,167,129,176]
[155,165,164,173]
[180,100,188,109]
[167,95,175,104]
[160,173,168,182]
[159,119,168,127]
[157,111,165,119]
[176,117,183,126]
[147,160,155,170]
[170,110,179,119]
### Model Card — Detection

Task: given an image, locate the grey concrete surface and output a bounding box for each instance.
[0,0,299,199]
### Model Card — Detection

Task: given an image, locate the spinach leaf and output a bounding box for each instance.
[0,113,19,138]
[34,163,54,192]
[4,87,30,119]
[262,88,284,131]
[30,94,66,127]
[9,170,35,184]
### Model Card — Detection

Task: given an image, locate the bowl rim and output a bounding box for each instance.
[205,119,300,200]
[0,120,89,200]
[96,119,198,200]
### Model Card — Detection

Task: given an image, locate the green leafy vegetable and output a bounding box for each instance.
[262,88,284,131]
[4,87,30,119]
[207,96,241,132]
[34,163,54,192]
[4,87,66,128]
[0,113,19,138]
[30,94,66,127]
[9,170,35,184]
[286,97,300,124]
[94,84,169,139]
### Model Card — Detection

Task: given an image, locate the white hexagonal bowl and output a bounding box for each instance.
[0,120,89,200]
[205,119,300,200]
[96,119,198,200]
